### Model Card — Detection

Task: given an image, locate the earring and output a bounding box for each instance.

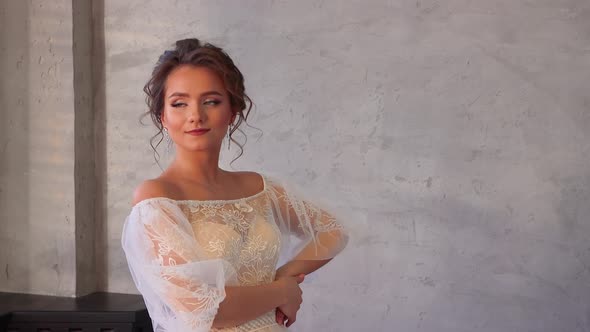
[163,127,172,153]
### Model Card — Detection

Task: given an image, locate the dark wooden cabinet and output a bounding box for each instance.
[0,292,153,332]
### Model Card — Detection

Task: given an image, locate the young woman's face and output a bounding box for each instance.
[161,65,235,152]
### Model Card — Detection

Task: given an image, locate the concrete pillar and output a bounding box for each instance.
[0,0,100,297]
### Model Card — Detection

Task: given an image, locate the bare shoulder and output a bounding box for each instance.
[132,178,180,205]
[231,170,265,193]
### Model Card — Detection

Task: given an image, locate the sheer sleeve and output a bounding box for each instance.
[121,199,237,332]
[264,175,349,266]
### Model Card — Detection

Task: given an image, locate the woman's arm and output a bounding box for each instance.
[267,177,349,278]
[275,259,331,279]
[212,282,283,328]
[214,274,305,328]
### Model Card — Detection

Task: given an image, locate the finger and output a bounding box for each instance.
[286,313,297,327]
[286,316,296,327]
[280,310,287,325]
[275,309,281,324]
[277,310,286,325]
[284,313,296,327]
[296,274,305,283]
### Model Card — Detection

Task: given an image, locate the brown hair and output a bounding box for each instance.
[142,38,254,165]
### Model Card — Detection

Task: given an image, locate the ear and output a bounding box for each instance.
[230,109,238,125]
[160,111,167,128]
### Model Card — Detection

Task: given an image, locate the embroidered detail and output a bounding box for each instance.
[178,196,282,287]
[235,201,254,213]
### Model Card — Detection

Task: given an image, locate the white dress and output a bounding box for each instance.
[121,173,349,332]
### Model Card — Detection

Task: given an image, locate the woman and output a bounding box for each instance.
[121,38,349,331]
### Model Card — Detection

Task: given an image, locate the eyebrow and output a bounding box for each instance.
[167,91,223,99]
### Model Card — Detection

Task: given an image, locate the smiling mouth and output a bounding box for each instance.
[186,128,210,135]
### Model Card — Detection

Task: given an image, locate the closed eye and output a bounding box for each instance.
[171,102,187,108]
[204,100,221,106]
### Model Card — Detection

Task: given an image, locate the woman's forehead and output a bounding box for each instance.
[165,65,226,96]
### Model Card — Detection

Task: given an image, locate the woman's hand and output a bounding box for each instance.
[276,307,287,326]
[275,274,305,327]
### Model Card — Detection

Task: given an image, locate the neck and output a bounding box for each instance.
[166,144,226,185]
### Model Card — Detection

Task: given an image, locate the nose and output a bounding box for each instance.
[187,103,206,123]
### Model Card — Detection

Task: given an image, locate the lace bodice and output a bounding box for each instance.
[173,187,281,288]
[121,174,348,332]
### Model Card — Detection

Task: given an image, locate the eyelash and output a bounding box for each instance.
[171,100,221,108]
[205,100,221,106]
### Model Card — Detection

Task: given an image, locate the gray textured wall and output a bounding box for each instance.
[103,1,590,331]
[0,0,77,296]
[1,0,589,330]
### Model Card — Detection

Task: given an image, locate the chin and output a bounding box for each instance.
[181,140,220,152]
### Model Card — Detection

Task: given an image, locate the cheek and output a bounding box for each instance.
[214,105,235,124]
[163,109,185,129]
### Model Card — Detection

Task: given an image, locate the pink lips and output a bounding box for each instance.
[186,128,210,136]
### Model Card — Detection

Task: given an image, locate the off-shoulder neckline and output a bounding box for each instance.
[132,172,268,208]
